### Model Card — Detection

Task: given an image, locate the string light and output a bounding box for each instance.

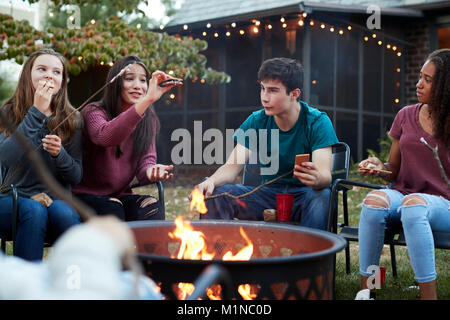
[183,24,188,30]
[49,12,54,17]
[339,29,344,35]
[78,56,83,61]
[378,40,382,45]
[364,36,369,41]
[392,46,397,51]
[395,98,399,103]
[252,26,259,34]
[239,29,245,35]
[214,32,219,38]
[309,20,314,26]
[280,17,285,23]
[282,23,287,28]
[267,24,273,29]
[387,44,391,49]
[298,20,304,26]
[302,12,307,18]
[202,31,207,36]
[372,33,377,38]
[330,27,334,32]
[226,31,231,37]
[168,70,174,75]
[90,19,96,25]
[397,52,402,57]
[159,25,164,30]
[347,26,352,30]
[206,23,211,28]
[108,62,114,67]
[231,22,236,28]
[396,68,401,73]
[320,23,325,29]
[170,94,176,99]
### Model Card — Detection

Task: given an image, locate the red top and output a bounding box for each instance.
[389,103,449,199]
[72,103,157,197]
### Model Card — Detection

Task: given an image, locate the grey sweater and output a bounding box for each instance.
[0,106,83,199]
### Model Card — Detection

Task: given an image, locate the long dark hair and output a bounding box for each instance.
[426,49,450,148]
[97,56,160,158]
[0,49,79,144]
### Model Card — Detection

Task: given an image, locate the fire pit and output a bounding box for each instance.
[128,219,346,300]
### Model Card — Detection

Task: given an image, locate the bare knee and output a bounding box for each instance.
[363,191,390,209]
[401,194,427,207]
[140,197,157,208]
[108,197,123,206]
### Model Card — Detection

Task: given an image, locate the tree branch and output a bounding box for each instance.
[420,137,450,187]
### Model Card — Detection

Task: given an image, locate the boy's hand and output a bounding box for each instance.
[293,162,321,188]
[194,179,215,198]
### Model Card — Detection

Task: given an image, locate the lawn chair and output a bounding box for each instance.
[328,177,450,277]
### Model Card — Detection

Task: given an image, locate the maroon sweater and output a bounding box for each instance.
[72,103,156,197]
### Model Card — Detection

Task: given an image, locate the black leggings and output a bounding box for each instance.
[76,194,164,221]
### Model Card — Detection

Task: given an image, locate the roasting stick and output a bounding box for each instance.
[205,170,294,201]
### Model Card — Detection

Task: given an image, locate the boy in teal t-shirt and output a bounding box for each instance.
[195,58,338,230]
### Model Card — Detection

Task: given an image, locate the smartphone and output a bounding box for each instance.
[295,154,310,167]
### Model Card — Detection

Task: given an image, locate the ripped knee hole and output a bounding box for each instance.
[363,191,390,209]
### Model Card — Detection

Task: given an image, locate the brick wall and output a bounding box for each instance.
[404,22,431,105]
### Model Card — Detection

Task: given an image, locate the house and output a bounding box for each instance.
[154,0,450,167]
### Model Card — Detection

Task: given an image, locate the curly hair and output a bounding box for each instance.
[426,49,450,147]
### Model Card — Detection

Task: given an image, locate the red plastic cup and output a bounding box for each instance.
[276,194,294,222]
[379,267,386,286]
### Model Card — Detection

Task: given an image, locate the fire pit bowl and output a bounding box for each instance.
[128,219,346,300]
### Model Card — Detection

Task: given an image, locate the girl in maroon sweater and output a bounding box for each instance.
[73,56,181,221]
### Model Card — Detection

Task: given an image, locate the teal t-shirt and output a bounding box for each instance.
[233,101,339,186]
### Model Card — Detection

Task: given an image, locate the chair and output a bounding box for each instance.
[328,177,450,277]
[0,181,165,255]
[0,185,18,254]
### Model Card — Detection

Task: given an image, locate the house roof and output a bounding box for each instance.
[167,0,449,27]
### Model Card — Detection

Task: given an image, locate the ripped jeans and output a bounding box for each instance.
[358,189,450,283]
[76,194,164,221]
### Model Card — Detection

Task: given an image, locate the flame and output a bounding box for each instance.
[169,216,257,300]
[222,227,253,261]
[190,188,208,214]
[169,216,214,260]
[206,285,222,300]
[238,284,257,300]
[177,283,195,300]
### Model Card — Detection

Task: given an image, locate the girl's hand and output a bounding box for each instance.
[33,79,54,116]
[146,164,174,182]
[42,134,62,157]
[145,71,183,104]
[358,156,384,176]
